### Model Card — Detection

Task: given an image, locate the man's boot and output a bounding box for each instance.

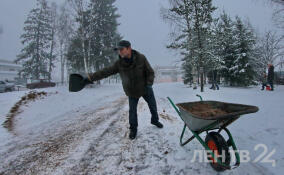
[129,128,137,140]
[151,121,163,128]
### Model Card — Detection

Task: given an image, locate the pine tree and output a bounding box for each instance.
[231,17,256,86]
[214,12,236,85]
[88,0,121,72]
[16,0,53,80]
[214,13,258,86]
[182,60,193,85]
[162,0,217,92]
[66,37,85,73]
[66,0,121,77]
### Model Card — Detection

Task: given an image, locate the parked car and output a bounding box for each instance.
[26,79,56,89]
[0,81,15,92]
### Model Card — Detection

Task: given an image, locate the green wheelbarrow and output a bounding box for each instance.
[167,95,259,171]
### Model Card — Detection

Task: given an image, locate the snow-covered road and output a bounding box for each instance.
[0,83,283,174]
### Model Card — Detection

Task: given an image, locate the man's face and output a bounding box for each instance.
[118,47,130,58]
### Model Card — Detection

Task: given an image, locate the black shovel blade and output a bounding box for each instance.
[69,74,85,92]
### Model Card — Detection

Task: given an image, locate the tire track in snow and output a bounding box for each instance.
[53,97,174,175]
[66,98,175,175]
[63,96,130,175]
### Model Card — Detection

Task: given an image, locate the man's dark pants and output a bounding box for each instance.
[128,86,159,130]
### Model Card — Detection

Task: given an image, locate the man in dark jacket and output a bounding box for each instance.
[267,64,274,91]
[85,40,163,140]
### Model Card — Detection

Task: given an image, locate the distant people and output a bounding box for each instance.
[209,70,219,90]
[210,81,219,90]
[261,72,267,90]
[267,64,274,91]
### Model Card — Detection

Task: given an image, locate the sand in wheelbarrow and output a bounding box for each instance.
[189,103,228,118]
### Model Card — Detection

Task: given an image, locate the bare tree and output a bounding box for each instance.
[48,2,57,82]
[258,31,284,68]
[57,2,74,84]
[271,0,284,5]
[275,56,284,67]
[255,0,283,33]
[272,8,284,29]
[269,0,284,30]
[67,0,90,75]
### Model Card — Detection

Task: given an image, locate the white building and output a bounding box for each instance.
[154,66,183,83]
[0,59,22,81]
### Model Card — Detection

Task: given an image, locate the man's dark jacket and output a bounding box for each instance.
[89,50,155,98]
[267,65,274,82]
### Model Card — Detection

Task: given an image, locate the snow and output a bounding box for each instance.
[239,68,245,73]
[0,82,283,174]
[202,23,208,29]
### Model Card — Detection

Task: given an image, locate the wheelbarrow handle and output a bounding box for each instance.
[196,94,203,101]
[167,97,180,116]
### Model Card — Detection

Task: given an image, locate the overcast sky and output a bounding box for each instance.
[0,0,280,67]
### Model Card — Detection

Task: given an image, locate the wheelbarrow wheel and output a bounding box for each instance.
[205,132,231,171]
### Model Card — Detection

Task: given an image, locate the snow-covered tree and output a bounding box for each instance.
[66,37,85,73]
[66,0,121,77]
[162,0,217,92]
[213,12,236,85]
[182,61,193,85]
[231,17,256,86]
[87,0,121,72]
[16,0,53,80]
[214,12,259,86]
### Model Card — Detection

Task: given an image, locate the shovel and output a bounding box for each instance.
[69,73,90,92]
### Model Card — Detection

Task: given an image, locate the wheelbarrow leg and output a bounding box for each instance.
[180,124,200,146]
[181,134,197,146]
[223,127,240,168]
